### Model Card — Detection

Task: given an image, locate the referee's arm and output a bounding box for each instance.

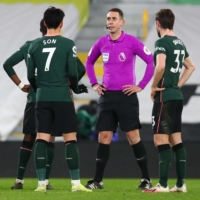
[86,41,101,86]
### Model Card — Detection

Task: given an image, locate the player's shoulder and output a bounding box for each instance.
[58,36,75,45]
[155,37,166,46]
[19,38,38,53]
[27,37,42,49]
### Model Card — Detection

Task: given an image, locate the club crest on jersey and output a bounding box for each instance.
[102,53,109,63]
[143,46,151,55]
[118,52,126,62]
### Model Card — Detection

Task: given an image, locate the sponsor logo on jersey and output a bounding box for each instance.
[118,52,126,61]
[143,46,151,55]
[102,53,109,63]
[72,46,77,57]
[155,46,165,52]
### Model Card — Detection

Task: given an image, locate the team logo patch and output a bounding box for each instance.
[72,46,77,57]
[118,52,126,62]
[102,53,109,63]
[143,46,151,55]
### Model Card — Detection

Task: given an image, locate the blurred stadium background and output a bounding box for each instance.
[0,0,199,178]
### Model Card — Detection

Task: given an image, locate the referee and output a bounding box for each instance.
[85,8,154,190]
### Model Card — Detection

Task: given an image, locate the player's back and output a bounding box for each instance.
[154,35,189,102]
[29,35,76,102]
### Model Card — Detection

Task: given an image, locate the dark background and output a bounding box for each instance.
[1,140,200,178]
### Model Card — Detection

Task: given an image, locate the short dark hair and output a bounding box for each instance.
[40,19,47,36]
[43,6,65,29]
[108,8,124,19]
[155,9,175,30]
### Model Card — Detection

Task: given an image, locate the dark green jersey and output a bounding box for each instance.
[3,40,37,103]
[154,35,189,102]
[27,35,79,102]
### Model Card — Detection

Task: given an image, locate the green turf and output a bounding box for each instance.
[0,178,199,200]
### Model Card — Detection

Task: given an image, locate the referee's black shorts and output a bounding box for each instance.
[23,102,36,135]
[95,91,141,132]
[35,101,77,135]
[152,100,183,134]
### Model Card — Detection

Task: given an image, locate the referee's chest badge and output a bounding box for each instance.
[102,53,109,63]
[118,52,126,62]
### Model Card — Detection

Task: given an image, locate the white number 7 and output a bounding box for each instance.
[42,47,56,71]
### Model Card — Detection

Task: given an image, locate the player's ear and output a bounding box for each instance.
[60,21,63,28]
[156,20,160,28]
[44,21,47,27]
[120,19,125,27]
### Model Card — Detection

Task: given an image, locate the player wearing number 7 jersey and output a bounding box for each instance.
[143,9,195,193]
[27,7,91,192]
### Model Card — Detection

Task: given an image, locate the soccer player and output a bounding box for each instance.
[27,7,91,193]
[143,9,195,193]
[3,19,86,190]
[85,8,154,190]
[3,19,55,190]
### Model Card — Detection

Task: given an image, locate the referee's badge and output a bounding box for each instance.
[102,53,109,63]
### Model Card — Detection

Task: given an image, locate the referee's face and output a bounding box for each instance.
[106,11,124,34]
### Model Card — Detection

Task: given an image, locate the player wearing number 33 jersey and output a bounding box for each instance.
[154,35,189,103]
[143,9,195,194]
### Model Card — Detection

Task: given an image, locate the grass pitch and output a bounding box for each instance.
[0,178,199,200]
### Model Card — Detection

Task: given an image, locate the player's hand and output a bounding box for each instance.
[151,87,165,101]
[122,85,142,96]
[73,84,88,94]
[21,84,30,93]
[93,84,106,95]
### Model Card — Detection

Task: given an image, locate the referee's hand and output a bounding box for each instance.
[93,84,106,95]
[122,85,142,96]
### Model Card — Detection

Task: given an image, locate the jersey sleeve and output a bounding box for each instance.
[67,40,79,90]
[86,38,101,85]
[77,57,86,81]
[154,40,167,56]
[3,48,25,77]
[132,37,154,89]
[27,43,37,91]
[184,45,189,59]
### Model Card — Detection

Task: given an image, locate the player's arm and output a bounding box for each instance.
[27,45,37,92]
[151,53,165,101]
[178,56,195,87]
[3,50,30,93]
[66,41,80,92]
[77,57,85,81]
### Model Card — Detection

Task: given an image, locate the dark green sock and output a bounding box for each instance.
[65,141,80,180]
[173,143,186,187]
[158,144,172,188]
[45,142,55,180]
[34,140,47,181]
[17,143,32,180]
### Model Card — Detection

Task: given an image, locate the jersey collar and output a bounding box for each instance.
[107,31,125,42]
